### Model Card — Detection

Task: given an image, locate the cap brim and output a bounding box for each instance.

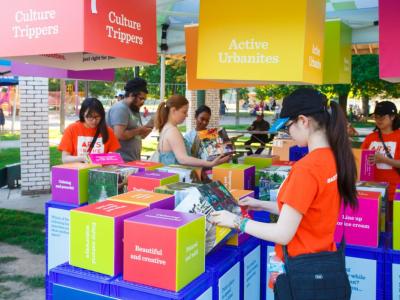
[268,117,289,133]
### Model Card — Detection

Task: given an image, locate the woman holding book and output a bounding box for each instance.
[154,95,230,167]
[361,101,400,210]
[58,98,120,163]
[184,105,212,158]
[211,88,357,299]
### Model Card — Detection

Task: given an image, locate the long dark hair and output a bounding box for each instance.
[79,98,109,144]
[155,95,189,132]
[311,101,358,209]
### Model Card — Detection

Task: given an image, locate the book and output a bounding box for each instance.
[88,166,139,203]
[174,181,243,253]
[197,128,234,161]
[257,166,292,201]
[155,182,202,206]
[156,164,201,183]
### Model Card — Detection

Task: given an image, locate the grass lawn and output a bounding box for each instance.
[0,209,45,255]
[0,146,62,169]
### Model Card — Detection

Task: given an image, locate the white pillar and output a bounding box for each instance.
[160,53,166,101]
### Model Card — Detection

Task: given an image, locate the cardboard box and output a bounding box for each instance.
[88,166,139,204]
[108,191,174,210]
[52,163,100,205]
[119,160,163,172]
[334,191,381,247]
[271,139,298,161]
[212,163,255,190]
[70,201,147,276]
[128,171,180,192]
[243,155,279,170]
[123,209,205,291]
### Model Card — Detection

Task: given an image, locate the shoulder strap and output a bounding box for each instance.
[88,128,101,154]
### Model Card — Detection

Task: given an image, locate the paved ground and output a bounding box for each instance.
[0,188,49,214]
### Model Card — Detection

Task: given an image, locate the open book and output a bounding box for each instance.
[197,128,234,161]
[174,181,243,253]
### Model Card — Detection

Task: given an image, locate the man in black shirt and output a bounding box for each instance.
[245,112,271,155]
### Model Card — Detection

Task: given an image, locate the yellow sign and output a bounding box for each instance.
[197,0,326,85]
[66,84,74,94]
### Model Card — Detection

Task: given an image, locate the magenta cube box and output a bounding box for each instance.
[51,163,100,205]
[127,171,179,192]
[334,191,381,247]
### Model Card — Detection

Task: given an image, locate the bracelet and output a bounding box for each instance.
[233,216,242,230]
[239,218,250,233]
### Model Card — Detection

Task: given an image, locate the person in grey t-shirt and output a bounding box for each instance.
[106,78,153,162]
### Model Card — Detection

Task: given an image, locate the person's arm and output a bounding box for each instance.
[211,204,302,245]
[113,124,151,141]
[374,154,400,168]
[62,151,87,163]
[239,196,280,215]
[164,127,230,167]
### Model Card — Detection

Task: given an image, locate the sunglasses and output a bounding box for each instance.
[282,118,297,134]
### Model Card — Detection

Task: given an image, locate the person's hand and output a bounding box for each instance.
[139,126,152,138]
[375,153,388,164]
[211,153,232,167]
[210,210,238,229]
[239,196,265,211]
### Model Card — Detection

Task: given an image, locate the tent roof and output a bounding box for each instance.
[157,0,379,54]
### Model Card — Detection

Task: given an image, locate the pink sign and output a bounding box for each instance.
[379,0,400,82]
[89,153,124,166]
[334,191,381,247]
[0,0,156,70]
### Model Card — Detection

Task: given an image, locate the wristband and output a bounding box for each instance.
[233,216,242,230]
[239,218,250,233]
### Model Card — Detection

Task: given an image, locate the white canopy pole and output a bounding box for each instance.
[160,53,166,101]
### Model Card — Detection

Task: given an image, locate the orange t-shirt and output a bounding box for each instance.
[361,130,400,201]
[275,148,340,260]
[58,121,120,156]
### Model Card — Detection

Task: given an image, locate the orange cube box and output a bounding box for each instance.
[212,163,255,190]
[119,160,163,172]
[108,191,175,210]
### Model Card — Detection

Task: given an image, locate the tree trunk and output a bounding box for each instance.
[362,95,370,117]
[338,93,348,114]
[235,89,240,126]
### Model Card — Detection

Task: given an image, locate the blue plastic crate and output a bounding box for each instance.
[110,271,212,300]
[260,240,275,300]
[345,244,385,300]
[52,284,118,300]
[45,200,84,275]
[252,211,270,223]
[46,275,52,300]
[49,263,116,296]
[206,247,241,300]
[384,249,400,300]
[225,238,261,300]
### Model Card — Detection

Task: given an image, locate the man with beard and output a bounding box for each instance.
[107,78,153,161]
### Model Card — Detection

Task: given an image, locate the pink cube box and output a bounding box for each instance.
[334,191,381,247]
[127,171,179,192]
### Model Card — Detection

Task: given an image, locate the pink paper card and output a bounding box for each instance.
[89,153,124,166]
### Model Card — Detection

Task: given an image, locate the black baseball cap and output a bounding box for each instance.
[269,88,327,133]
[124,77,148,95]
[372,101,397,116]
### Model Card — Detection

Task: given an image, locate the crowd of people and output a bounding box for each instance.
[56,82,400,298]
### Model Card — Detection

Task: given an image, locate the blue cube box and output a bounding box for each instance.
[289,146,308,162]
[45,200,86,275]
[260,240,275,300]
[109,271,212,300]
[53,284,118,300]
[225,238,261,300]
[206,247,240,300]
[384,249,400,300]
[49,263,116,296]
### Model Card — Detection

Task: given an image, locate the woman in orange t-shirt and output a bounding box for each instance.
[211,88,358,297]
[58,98,120,163]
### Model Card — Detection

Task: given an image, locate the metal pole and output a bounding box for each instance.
[235,89,240,126]
[75,80,79,116]
[11,86,17,133]
[160,53,166,101]
[60,79,66,133]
